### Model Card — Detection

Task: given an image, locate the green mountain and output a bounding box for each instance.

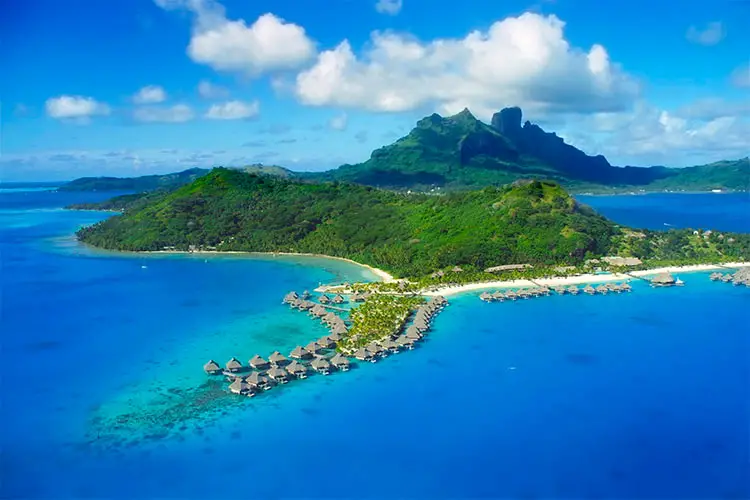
[59,168,210,192]
[76,169,750,278]
[312,107,748,192]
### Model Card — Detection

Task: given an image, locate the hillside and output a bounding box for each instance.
[59,167,210,192]
[313,107,748,192]
[76,169,750,277]
[77,169,621,277]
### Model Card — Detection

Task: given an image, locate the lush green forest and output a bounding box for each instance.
[76,169,750,277]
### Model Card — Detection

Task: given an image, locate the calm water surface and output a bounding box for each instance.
[1,188,748,498]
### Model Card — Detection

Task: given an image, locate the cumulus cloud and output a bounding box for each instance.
[45,95,110,120]
[197,80,230,99]
[328,113,348,131]
[133,104,195,123]
[294,13,639,117]
[573,100,750,166]
[133,85,167,104]
[730,63,750,88]
[205,100,260,120]
[686,22,725,46]
[375,0,402,15]
[155,0,315,75]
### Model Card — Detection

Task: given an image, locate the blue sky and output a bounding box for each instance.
[2,0,749,181]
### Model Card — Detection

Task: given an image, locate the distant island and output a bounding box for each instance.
[76,168,750,280]
[60,107,749,195]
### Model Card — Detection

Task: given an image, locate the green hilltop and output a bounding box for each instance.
[76,168,750,278]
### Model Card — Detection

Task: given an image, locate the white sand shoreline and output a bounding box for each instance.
[422,262,750,297]
[143,250,396,283]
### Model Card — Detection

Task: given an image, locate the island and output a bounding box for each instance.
[71,167,750,399]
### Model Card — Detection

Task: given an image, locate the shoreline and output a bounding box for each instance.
[422,262,750,297]
[143,250,396,283]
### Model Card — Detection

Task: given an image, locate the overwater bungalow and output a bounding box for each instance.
[229,378,252,396]
[268,351,288,366]
[480,292,492,302]
[225,357,243,373]
[330,353,350,371]
[267,366,290,384]
[553,286,567,295]
[319,294,331,304]
[709,272,722,281]
[328,330,344,342]
[721,273,733,283]
[322,312,339,325]
[596,284,609,295]
[492,291,505,301]
[651,272,677,287]
[317,336,336,350]
[621,282,632,292]
[505,290,518,301]
[298,300,315,310]
[283,291,299,304]
[290,345,311,360]
[203,359,221,374]
[311,356,332,375]
[382,339,400,353]
[405,328,422,341]
[305,341,322,355]
[583,285,596,295]
[568,285,580,295]
[396,335,415,350]
[245,371,271,391]
[367,343,385,359]
[250,354,271,370]
[332,294,346,304]
[310,304,328,317]
[354,347,373,361]
[286,360,308,379]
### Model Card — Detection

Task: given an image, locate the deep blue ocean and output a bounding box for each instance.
[1,188,749,499]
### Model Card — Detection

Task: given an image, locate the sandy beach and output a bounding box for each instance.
[422,262,750,297]
[145,250,396,283]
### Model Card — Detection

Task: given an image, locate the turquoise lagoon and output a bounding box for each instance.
[1,189,748,498]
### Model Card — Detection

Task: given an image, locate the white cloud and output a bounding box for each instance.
[571,100,750,166]
[133,85,167,104]
[205,100,260,120]
[155,0,315,75]
[375,0,402,15]
[730,63,750,88]
[45,95,110,120]
[686,22,725,46]
[197,80,230,99]
[133,104,195,123]
[293,13,639,117]
[328,113,348,131]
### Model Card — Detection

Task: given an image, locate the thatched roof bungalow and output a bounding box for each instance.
[651,272,676,286]
[203,360,221,374]
[268,351,288,366]
[354,347,373,361]
[311,356,332,375]
[317,336,336,349]
[305,341,321,355]
[267,366,289,383]
[330,353,350,371]
[286,360,308,379]
[332,294,346,304]
[318,294,331,304]
[290,345,311,360]
[249,354,270,370]
[225,357,243,373]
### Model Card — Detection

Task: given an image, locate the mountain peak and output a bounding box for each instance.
[491,107,523,138]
